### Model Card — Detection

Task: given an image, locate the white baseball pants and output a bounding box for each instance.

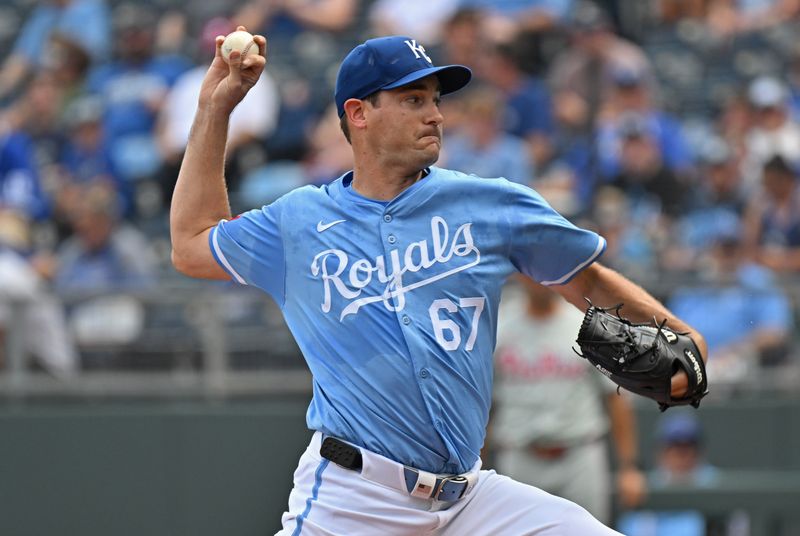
[276,432,622,535]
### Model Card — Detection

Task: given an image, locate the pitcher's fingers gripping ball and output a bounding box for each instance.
[575,302,709,411]
[221,30,261,64]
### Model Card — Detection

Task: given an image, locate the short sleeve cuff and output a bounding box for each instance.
[540,235,606,286]
[209,223,247,285]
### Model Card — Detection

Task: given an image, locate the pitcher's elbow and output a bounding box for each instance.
[171,248,194,277]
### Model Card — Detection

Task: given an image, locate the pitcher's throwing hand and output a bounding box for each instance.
[199,26,267,114]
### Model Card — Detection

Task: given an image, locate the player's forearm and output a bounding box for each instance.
[606,394,638,468]
[170,106,233,270]
[560,263,708,359]
[608,393,648,508]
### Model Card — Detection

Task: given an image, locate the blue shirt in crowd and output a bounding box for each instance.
[445,133,534,185]
[460,0,574,19]
[0,131,49,221]
[504,77,555,139]
[669,264,792,354]
[13,0,110,63]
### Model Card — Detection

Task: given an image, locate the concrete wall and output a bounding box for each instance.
[1,397,799,536]
[0,399,311,536]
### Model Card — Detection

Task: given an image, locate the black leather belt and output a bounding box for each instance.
[320,436,471,502]
[320,435,363,470]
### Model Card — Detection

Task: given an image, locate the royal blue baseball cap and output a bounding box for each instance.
[335,36,472,117]
[658,413,702,445]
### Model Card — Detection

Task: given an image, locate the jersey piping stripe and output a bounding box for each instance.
[540,236,607,286]
[210,225,247,284]
[292,459,329,536]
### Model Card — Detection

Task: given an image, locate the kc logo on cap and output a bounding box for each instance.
[335,35,472,116]
[404,39,432,64]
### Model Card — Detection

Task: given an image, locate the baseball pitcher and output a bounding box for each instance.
[170,29,708,535]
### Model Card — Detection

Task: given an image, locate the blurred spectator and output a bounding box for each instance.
[539,86,596,214]
[303,104,353,184]
[588,186,659,278]
[715,92,753,166]
[54,183,157,292]
[153,10,190,57]
[236,0,359,38]
[618,412,719,536]
[489,277,645,525]
[0,112,50,223]
[741,76,800,189]
[706,0,800,37]
[479,43,554,168]
[461,0,571,78]
[608,113,688,219]
[237,160,310,211]
[87,4,191,185]
[156,17,279,207]
[51,183,157,350]
[0,215,77,377]
[659,0,799,29]
[57,96,131,219]
[0,0,110,103]
[234,0,358,109]
[47,33,93,102]
[7,71,69,176]
[263,76,319,162]
[369,0,460,44]
[460,0,576,40]
[442,86,534,184]
[651,413,718,487]
[743,154,800,272]
[787,50,800,121]
[233,0,360,115]
[236,99,346,209]
[668,137,746,270]
[691,137,746,217]
[669,230,793,381]
[437,8,485,69]
[657,0,710,22]
[595,66,692,180]
[659,0,800,34]
[549,1,654,131]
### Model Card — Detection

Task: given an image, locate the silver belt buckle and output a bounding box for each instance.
[435,475,469,501]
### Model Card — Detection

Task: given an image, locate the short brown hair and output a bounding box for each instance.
[339,92,381,144]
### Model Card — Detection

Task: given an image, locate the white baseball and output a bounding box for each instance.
[221,30,258,63]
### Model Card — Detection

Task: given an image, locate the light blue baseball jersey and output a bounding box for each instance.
[210,166,605,474]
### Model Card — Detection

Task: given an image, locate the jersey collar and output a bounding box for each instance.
[335,167,441,214]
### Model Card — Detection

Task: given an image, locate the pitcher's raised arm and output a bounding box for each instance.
[169,28,267,279]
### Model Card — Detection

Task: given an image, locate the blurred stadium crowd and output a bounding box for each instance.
[1,0,800,387]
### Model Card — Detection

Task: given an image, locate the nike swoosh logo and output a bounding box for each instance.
[317,219,346,232]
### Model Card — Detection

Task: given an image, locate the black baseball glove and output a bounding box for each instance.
[575,302,708,412]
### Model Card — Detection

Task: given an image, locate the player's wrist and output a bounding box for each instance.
[194,104,235,126]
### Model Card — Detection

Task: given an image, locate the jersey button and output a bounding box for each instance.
[419,368,430,379]
[402,315,411,325]
[383,214,392,223]
[387,234,397,244]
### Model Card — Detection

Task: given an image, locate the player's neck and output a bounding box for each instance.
[350,162,425,201]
